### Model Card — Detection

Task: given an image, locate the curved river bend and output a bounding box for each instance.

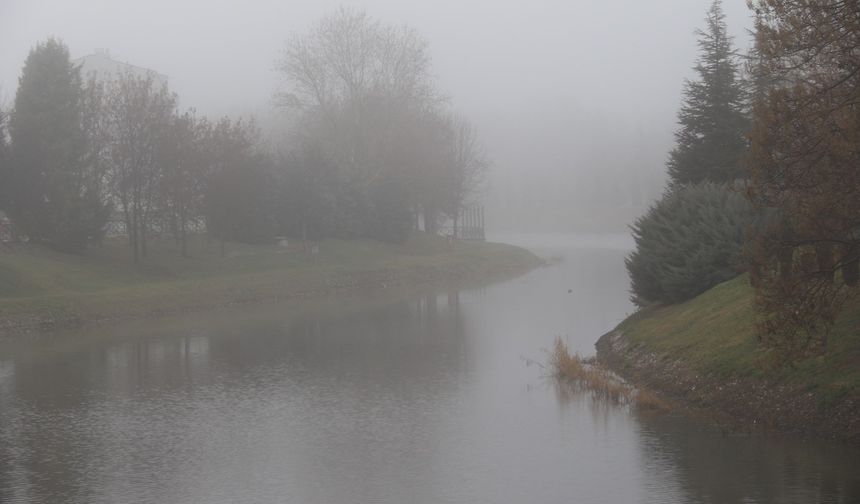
[0,234,858,503]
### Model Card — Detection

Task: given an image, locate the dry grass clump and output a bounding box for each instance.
[549,336,671,412]
[549,337,586,379]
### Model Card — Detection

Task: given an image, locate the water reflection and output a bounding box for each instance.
[550,372,860,504]
[635,412,860,504]
[0,290,470,504]
[0,234,857,503]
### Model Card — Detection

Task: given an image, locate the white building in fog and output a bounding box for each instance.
[74,49,168,86]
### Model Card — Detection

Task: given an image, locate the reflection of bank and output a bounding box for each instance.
[414,290,461,330]
[0,212,12,242]
[0,360,13,408]
[447,289,460,317]
[0,360,13,385]
[0,359,22,503]
[0,360,14,421]
[633,406,860,504]
[550,361,860,503]
[271,289,470,504]
[0,287,476,503]
[104,335,211,393]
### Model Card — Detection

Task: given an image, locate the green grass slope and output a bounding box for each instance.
[0,234,540,327]
[618,275,860,397]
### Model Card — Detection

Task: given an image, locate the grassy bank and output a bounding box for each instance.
[0,233,541,333]
[597,275,860,440]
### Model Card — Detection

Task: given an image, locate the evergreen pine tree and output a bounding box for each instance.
[667,0,748,186]
[626,182,757,306]
[7,38,109,251]
[0,106,8,215]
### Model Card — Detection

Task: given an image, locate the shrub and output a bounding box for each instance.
[626,182,757,306]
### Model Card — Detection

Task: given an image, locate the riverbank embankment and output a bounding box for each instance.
[596,275,860,442]
[0,234,542,335]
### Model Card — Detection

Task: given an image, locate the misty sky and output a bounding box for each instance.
[1,0,754,227]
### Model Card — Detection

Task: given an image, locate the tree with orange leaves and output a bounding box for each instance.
[746,0,860,359]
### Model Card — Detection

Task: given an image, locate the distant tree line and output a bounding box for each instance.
[627,0,860,360]
[0,10,486,258]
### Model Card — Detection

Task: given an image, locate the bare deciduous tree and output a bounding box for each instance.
[104,71,176,262]
[278,7,439,187]
[444,115,487,239]
[276,9,487,242]
[278,7,435,114]
[0,103,9,218]
[159,110,209,257]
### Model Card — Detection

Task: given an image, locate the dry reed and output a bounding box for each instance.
[549,336,671,412]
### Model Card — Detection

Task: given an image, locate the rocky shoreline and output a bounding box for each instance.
[596,328,860,444]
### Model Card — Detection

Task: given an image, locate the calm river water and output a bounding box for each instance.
[0,234,858,503]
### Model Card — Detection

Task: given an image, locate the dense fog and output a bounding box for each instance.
[0,0,753,234]
[2,3,860,503]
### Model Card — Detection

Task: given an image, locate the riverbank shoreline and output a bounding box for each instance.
[596,329,860,442]
[595,276,860,444]
[0,235,543,336]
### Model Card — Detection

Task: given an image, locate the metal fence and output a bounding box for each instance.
[438,205,485,241]
[105,213,207,238]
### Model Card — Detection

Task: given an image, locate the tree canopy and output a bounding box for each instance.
[746,0,860,358]
[667,0,749,186]
[278,8,485,241]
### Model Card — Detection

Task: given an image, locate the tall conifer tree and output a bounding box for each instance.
[0,106,8,215]
[667,0,748,186]
[7,38,109,250]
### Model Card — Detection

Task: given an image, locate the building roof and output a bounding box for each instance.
[74,49,168,86]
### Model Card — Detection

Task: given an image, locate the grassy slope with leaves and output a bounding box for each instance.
[616,275,860,400]
[0,233,540,327]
